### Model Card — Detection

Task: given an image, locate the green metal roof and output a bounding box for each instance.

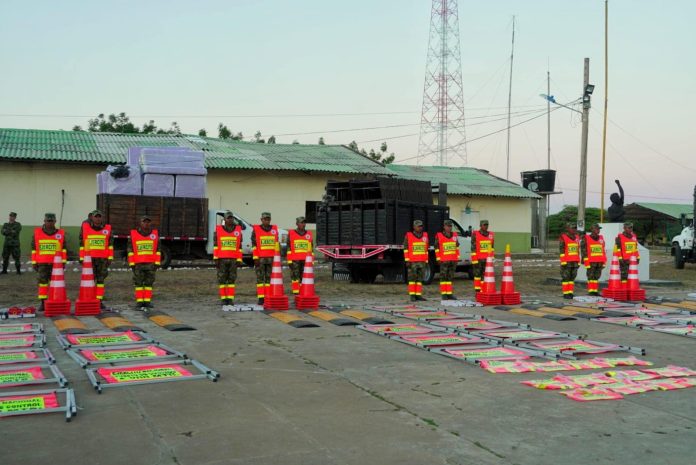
[627,202,693,220]
[386,164,541,199]
[0,128,392,175]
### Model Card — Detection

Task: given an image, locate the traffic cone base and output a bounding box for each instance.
[500,244,520,305]
[75,255,101,316]
[45,253,71,316]
[476,255,502,306]
[625,255,645,301]
[602,248,628,301]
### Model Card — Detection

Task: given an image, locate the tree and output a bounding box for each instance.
[318,137,325,145]
[234,132,244,141]
[141,120,158,134]
[72,125,82,131]
[348,140,358,151]
[292,139,300,145]
[363,142,395,165]
[218,123,232,139]
[253,131,265,143]
[198,129,207,137]
[547,206,605,236]
[267,135,276,144]
[88,113,139,133]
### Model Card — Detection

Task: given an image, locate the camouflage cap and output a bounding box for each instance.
[261,212,272,219]
[444,219,453,226]
[9,212,17,217]
[480,220,489,226]
[296,216,306,223]
[223,210,234,219]
[413,220,424,227]
[90,209,103,217]
[623,221,633,228]
[140,214,152,221]
[44,213,56,221]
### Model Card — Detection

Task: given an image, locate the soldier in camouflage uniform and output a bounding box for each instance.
[2,212,22,274]
[31,213,67,311]
[251,212,279,305]
[559,222,581,299]
[79,209,114,307]
[614,221,640,286]
[286,216,313,295]
[404,220,429,301]
[213,211,243,307]
[127,215,161,310]
[581,223,606,296]
[435,219,460,300]
[471,220,494,292]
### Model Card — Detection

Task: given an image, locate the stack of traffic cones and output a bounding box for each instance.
[44,253,71,316]
[476,255,502,305]
[263,253,289,311]
[626,255,646,301]
[601,248,627,301]
[74,254,101,316]
[295,255,320,310]
[500,244,520,305]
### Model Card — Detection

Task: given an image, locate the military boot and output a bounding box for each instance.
[15,263,21,275]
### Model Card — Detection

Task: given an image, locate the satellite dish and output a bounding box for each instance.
[528,182,539,192]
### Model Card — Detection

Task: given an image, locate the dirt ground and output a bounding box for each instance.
[2,248,694,307]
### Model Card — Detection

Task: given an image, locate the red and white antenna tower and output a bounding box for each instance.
[418,0,468,166]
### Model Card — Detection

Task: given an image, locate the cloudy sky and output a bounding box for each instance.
[1,0,693,211]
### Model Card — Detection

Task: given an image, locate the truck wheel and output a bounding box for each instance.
[675,244,685,269]
[160,245,172,269]
[422,259,435,285]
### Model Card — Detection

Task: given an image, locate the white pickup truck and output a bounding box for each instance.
[206,211,288,265]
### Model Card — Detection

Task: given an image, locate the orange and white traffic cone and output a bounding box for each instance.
[601,248,627,301]
[500,244,521,305]
[74,254,101,316]
[627,255,645,301]
[476,255,502,305]
[264,252,289,311]
[295,255,320,310]
[44,253,72,317]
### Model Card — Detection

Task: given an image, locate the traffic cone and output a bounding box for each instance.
[476,255,502,305]
[264,252,289,311]
[601,248,627,301]
[295,255,320,310]
[500,244,521,305]
[74,254,101,316]
[44,253,71,316]
[627,255,646,301]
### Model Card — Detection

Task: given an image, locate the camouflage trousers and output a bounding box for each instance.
[407,262,426,296]
[217,259,239,285]
[439,261,456,282]
[618,260,630,282]
[472,261,486,280]
[560,262,579,296]
[132,263,157,287]
[289,260,306,294]
[35,264,53,300]
[585,262,604,281]
[91,258,110,284]
[255,257,273,298]
[2,245,20,269]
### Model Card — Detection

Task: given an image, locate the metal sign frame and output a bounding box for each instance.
[0,388,76,422]
[66,343,187,368]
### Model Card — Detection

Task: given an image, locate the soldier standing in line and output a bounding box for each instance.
[213,211,243,308]
[434,219,460,300]
[127,215,161,310]
[251,212,279,305]
[470,220,494,292]
[2,212,22,274]
[31,213,67,311]
[559,222,581,299]
[404,220,429,302]
[581,223,606,296]
[615,221,640,287]
[79,210,114,308]
[286,216,313,295]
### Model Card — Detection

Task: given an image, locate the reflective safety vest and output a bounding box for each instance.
[472,231,494,263]
[618,233,640,261]
[405,232,429,262]
[287,229,313,262]
[435,232,459,262]
[584,234,606,265]
[32,228,66,264]
[80,223,113,260]
[214,225,243,260]
[560,233,581,264]
[253,225,279,259]
[129,229,160,265]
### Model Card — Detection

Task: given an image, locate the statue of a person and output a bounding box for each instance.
[608,179,625,222]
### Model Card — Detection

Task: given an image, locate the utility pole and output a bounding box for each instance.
[539,65,551,252]
[505,16,515,180]
[600,0,609,222]
[577,58,590,232]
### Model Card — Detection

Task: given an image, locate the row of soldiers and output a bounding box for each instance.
[5,210,313,311]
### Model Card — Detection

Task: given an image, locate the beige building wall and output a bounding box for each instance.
[445,196,533,232]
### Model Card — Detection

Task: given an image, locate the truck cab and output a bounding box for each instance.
[671,223,695,269]
[206,210,288,264]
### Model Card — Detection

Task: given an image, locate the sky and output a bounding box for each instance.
[1,0,694,212]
